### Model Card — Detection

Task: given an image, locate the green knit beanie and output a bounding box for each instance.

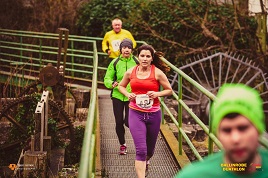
[211,83,265,135]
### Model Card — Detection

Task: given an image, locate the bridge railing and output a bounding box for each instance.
[78,41,99,178]
[0,28,146,91]
[0,29,101,91]
[160,56,221,161]
[160,56,268,162]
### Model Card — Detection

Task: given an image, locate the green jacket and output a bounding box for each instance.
[104,54,138,101]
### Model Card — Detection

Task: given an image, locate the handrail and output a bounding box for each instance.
[0,28,146,87]
[159,56,222,160]
[78,41,99,177]
[160,56,268,161]
[0,29,104,88]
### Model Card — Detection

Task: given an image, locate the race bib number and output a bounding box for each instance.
[111,39,121,52]
[136,94,153,109]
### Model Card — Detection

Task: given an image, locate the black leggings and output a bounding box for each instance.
[112,98,129,145]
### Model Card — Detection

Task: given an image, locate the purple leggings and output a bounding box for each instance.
[129,108,161,161]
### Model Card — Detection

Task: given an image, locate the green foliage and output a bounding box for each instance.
[10,95,41,143]
[1,0,264,67]
[48,117,65,148]
[128,0,259,62]
[77,0,260,65]
[76,0,136,37]
[0,94,70,166]
[0,95,41,166]
[65,126,85,165]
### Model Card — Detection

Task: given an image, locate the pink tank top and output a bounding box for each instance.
[129,65,160,112]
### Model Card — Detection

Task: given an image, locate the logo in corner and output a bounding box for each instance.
[8,164,17,171]
[249,163,263,171]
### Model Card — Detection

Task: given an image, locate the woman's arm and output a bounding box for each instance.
[118,69,131,95]
[147,68,172,98]
[118,68,136,100]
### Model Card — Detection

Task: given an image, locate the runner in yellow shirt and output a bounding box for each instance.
[102,18,136,59]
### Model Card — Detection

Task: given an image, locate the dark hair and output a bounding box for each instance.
[137,44,170,73]
[119,38,133,53]
[223,113,240,119]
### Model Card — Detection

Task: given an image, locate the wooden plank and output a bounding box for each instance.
[160,123,191,169]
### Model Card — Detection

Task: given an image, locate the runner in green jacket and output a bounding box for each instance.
[104,38,138,155]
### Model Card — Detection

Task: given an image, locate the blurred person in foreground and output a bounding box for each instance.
[175,83,268,178]
[102,18,136,60]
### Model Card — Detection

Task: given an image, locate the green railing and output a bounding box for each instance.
[159,56,268,162]
[0,28,146,90]
[0,29,102,89]
[78,41,99,178]
[160,56,221,160]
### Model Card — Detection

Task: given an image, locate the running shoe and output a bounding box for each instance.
[145,160,150,177]
[146,160,150,171]
[119,145,127,155]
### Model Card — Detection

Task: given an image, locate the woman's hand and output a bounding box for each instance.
[146,91,159,99]
[112,81,118,88]
[128,93,136,101]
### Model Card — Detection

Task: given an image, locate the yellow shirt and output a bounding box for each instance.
[102,29,136,59]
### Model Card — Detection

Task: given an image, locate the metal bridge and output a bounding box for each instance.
[0,29,268,178]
